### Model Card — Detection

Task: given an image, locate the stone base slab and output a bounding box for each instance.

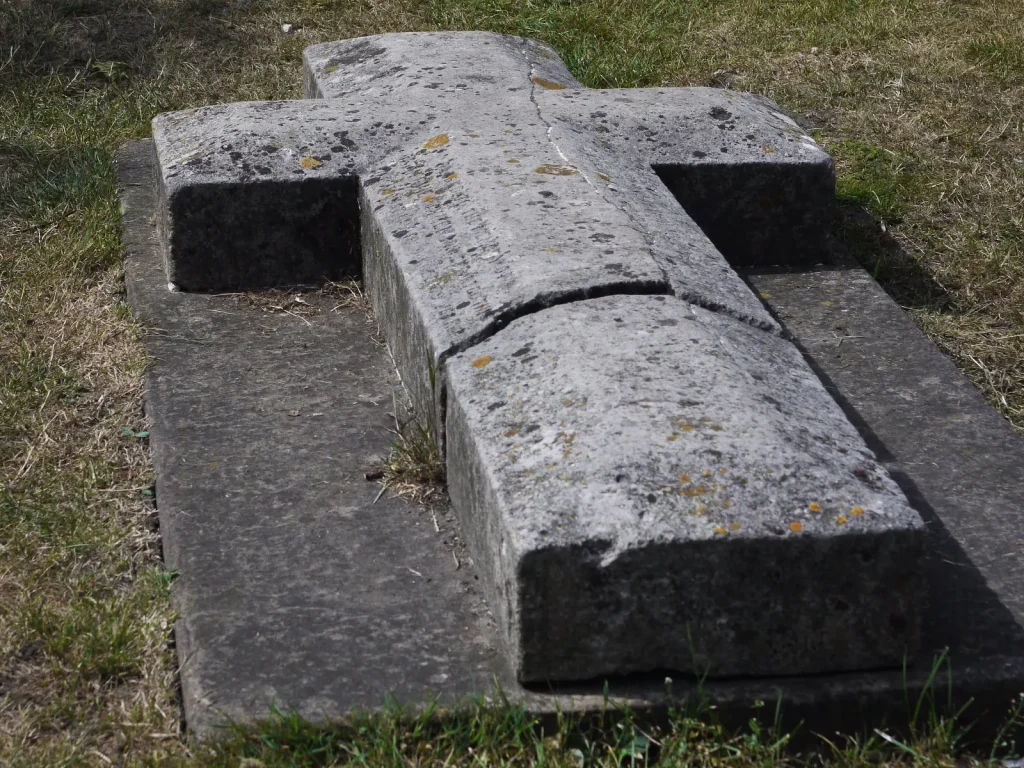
[119,140,1024,740]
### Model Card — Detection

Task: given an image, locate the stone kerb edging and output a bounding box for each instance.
[151,31,926,683]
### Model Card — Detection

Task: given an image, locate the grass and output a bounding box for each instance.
[378,396,447,506]
[1,0,1023,764]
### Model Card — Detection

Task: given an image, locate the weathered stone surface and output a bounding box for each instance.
[445,294,925,682]
[153,32,837,421]
[122,140,1024,738]
[302,31,584,100]
[150,32,928,682]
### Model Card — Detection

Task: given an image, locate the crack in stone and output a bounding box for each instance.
[519,45,775,340]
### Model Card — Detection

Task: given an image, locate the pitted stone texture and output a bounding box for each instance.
[149,32,933,684]
[542,88,835,268]
[303,32,583,100]
[153,92,774,342]
[153,100,403,290]
[445,294,925,683]
[155,29,852,416]
[304,35,833,269]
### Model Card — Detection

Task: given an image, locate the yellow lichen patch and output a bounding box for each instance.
[382,188,396,196]
[714,526,728,536]
[702,469,712,478]
[719,468,727,475]
[851,506,864,516]
[544,247,559,253]
[679,473,691,484]
[835,515,849,525]
[820,300,834,306]
[808,502,823,513]
[536,164,578,176]
[596,172,611,182]
[729,522,741,531]
[530,76,566,90]
[790,521,803,533]
[723,500,732,509]
[422,193,435,202]
[677,416,722,433]
[759,291,773,299]
[424,134,450,150]
[667,434,678,441]
[300,156,322,169]
[504,428,519,438]
[507,158,520,164]
[762,145,776,154]
[471,356,493,369]
[445,172,459,181]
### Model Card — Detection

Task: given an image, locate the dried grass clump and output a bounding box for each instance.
[375,397,447,508]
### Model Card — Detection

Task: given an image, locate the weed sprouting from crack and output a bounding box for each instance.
[376,394,447,507]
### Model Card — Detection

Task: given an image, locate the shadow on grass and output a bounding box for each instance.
[835,201,952,313]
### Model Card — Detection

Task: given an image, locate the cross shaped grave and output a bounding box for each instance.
[152,32,926,683]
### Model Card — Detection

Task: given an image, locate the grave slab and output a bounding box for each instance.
[149,32,928,682]
[119,140,1024,740]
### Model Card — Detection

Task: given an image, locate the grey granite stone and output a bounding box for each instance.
[152,32,838,424]
[148,33,928,683]
[302,31,583,100]
[445,294,925,682]
[745,260,1024,662]
[120,140,1024,740]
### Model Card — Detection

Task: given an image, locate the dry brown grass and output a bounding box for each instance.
[378,399,448,507]
[671,0,1024,430]
[1,0,1022,764]
[227,279,374,321]
[0,2,427,763]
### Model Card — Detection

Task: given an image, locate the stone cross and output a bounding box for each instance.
[152,32,925,683]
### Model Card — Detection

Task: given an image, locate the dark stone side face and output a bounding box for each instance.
[150,31,925,683]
